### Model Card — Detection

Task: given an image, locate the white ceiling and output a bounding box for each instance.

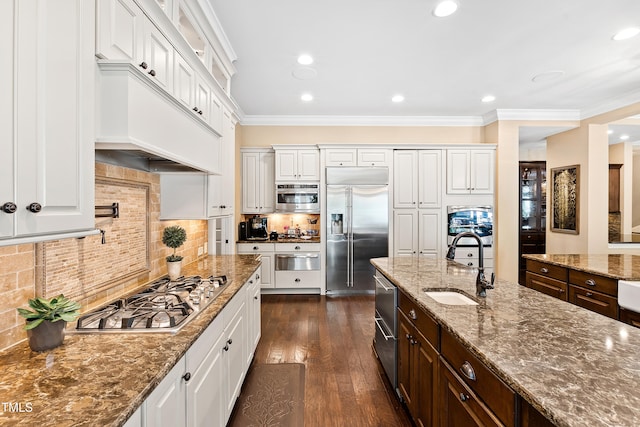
[207,0,640,127]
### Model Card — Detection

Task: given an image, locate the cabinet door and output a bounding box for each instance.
[143,20,173,93]
[225,300,247,418]
[470,150,494,194]
[393,210,418,256]
[439,360,501,427]
[260,254,275,288]
[0,1,15,239]
[144,358,186,427]
[358,149,390,166]
[418,210,440,257]
[15,0,95,237]
[446,150,471,194]
[397,310,414,408]
[194,73,211,123]
[325,149,357,166]
[174,53,195,110]
[275,150,298,181]
[259,152,276,212]
[96,0,144,62]
[242,152,260,213]
[415,331,439,427]
[160,174,207,219]
[394,151,418,208]
[220,109,235,213]
[418,150,441,208]
[210,92,223,134]
[186,333,226,427]
[247,275,261,362]
[297,150,320,180]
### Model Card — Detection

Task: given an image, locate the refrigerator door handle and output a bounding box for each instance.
[345,187,351,287]
[349,187,355,287]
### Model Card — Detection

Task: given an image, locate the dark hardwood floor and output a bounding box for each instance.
[252,294,413,427]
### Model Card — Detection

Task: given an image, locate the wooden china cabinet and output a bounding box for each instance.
[519,162,547,285]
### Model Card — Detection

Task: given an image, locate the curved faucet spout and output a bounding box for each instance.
[446,231,494,297]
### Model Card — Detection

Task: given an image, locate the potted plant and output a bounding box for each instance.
[17,294,81,352]
[163,225,187,280]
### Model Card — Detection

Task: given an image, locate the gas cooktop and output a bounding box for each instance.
[72,275,229,333]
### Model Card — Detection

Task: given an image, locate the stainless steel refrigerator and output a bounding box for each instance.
[326,167,389,294]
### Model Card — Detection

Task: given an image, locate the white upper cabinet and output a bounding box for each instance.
[394,150,441,209]
[447,149,495,194]
[242,150,275,214]
[143,19,174,93]
[174,53,195,109]
[324,148,390,167]
[275,149,320,181]
[208,109,236,217]
[1,0,95,244]
[96,0,144,62]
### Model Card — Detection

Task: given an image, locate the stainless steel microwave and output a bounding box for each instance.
[276,183,320,213]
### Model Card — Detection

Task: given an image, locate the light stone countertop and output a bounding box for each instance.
[523,253,640,280]
[371,256,640,427]
[0,255,261,427]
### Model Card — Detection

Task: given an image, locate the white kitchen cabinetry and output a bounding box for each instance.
[96,0,144,62]
[142,18,174,93]
[446,149,494,195]
[393,150,441,209]
[140,271,259,427]
[393,210,441,258]
[274,243,321,289]
[123,407,142,427]
[275,149,320,181]
[0,0,95,243]
[237,243,274,289]
[242,149,276,214]
[450,246,494,272]
[324,148,390,167]
[208,109,236,217]
[143,357,187,427]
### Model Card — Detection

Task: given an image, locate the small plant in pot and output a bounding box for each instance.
[17,294,81,352]
[163,225,187,281]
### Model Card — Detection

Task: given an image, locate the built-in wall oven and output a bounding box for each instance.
[275,183,320,213]
[447,205,493,246]
[373,270,397,390]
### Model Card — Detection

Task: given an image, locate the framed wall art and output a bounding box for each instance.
[551,165,579,234]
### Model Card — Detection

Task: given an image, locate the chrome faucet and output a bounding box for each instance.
[446,231,495,297]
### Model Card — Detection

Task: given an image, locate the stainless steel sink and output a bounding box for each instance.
[424,290,478,306]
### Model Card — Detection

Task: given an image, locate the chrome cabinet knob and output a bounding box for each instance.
[460,361,477,381]
[459,393,469,402]
[585,279,596,287]
[409,309,417,320]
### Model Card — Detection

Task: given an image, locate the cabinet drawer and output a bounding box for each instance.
[520,232,544,244]
[398,292,439,349]
[568,285,618,319]
[357,149,389,166]
[569,270,617,297]
[453,258,494,270]
[526,260,567,282]
[619,308,640,328]
[525,272,568,301]
[275,242,321,252]
[237,242,275,253]
[275,270,321,288]
[452,246,494,259]
[441,329,516,427]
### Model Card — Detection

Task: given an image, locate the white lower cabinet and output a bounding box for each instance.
[237,243,274,289]
[139,270,261,427]
[393,210,442,258]
[123,407,142,427]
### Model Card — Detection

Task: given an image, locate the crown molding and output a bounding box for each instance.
[484,109,581,123]
[240,115,484,127]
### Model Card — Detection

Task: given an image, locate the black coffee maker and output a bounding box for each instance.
[247,216,268,240]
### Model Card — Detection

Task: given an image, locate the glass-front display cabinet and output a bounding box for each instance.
[519,161,546,284]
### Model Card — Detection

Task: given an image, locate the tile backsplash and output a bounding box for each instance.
[0,163,208,351]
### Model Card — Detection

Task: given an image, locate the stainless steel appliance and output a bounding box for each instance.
[326,167,389,293]
[276,183,320,213]
[275,253,321,271]
[72,275,229,333]
[373,271,397,390]
[247,216,268,240]
[447,205,493,246]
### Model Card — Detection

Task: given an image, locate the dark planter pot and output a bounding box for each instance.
[27,320,66,352]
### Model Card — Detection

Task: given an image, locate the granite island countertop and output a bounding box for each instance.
[371,256,640,427]
[0,255,261,427]
[523,253,640,280]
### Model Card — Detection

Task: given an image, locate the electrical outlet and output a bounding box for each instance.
[197,246,203,256]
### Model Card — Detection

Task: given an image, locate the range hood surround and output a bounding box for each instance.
[96,62,221,174]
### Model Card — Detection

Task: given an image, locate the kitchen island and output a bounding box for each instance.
[372,256,640,427]
[0,254,261,427]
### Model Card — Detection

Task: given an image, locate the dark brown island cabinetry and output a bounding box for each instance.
[396,289,551,427]
[397,292,439,427]
[525,259,620,320]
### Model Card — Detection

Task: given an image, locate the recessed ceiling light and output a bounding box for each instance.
[607,129,614,135]
[433,1,458,18]
[297,54,314,65]
[531,70,565,83]
[392,94,405,103]
[481,95,496,103]
[301,93,313,102]
[620,134,630,140]
[612,27,640,41]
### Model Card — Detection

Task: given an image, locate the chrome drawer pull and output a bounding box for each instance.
[459,393,469,402]
[586,292,594,297]
[540,267,549,273]
[585,279,596,287]
[374,317,394,340]
[409,309,417,320]
[460,361,477,381]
